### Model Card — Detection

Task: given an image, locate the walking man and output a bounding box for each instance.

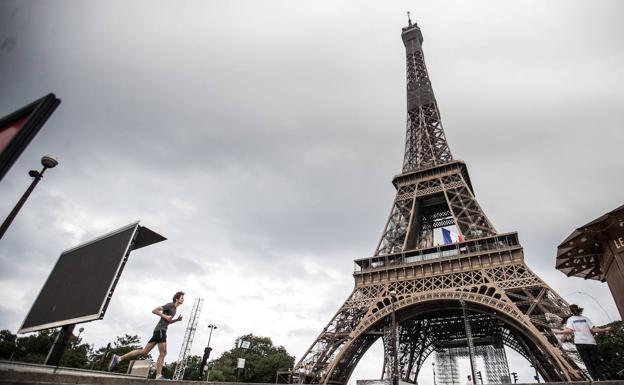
[553,304,611,380]
[108,291,185,379]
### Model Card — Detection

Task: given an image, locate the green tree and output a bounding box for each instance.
[208,334,295,383]
[10,329,57,364]
[163,360,176,379]
[208,368,227,381]
[161,355,203,380]
[0,329,92,368]
[0,330,18,359]
[596,320,624,379]
[59,333,93,369]
[92,334,147,373]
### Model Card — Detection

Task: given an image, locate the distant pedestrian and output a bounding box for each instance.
[465,375,473,385]
[553,304,611,380]
[108,291,185,380]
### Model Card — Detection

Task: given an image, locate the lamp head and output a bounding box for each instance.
[41,155,58,169]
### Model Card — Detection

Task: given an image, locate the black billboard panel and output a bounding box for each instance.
[19,222,144,333]
[0,93,61,182]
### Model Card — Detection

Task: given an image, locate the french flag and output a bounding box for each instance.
[442,228,464,245]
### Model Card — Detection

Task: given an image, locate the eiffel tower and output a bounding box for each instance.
[292,19,584,384]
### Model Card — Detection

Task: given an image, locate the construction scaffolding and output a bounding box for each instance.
[435,349,459,385]
[483,345,511,384]
[434,344,511,385]
[173,297,204,380]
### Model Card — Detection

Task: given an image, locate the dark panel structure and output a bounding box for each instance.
[292,19,584,384]
[556,204,624,319]
[19,222,165,333]
[0,94,60,182]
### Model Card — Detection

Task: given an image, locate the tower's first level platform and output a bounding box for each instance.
[354,232,523,286]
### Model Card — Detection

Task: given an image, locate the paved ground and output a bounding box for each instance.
[1,361,623,385]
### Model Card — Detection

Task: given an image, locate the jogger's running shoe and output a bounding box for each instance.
[107,354,120,371]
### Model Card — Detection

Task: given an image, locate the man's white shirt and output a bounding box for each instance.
[565,315,596,345]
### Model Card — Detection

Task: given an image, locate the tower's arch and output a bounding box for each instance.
[322,291,578,384]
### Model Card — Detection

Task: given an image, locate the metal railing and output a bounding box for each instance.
[354,233,521,273]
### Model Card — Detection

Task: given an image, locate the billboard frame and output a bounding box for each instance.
[0,93,60,182]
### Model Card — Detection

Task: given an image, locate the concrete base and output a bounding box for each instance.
[1,361,623,385]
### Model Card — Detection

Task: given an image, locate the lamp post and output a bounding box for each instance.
[389,290,399,385]
[202,324,217,380]
[432,362,436,385]
[0,155,58,240]
[74,327,84,348]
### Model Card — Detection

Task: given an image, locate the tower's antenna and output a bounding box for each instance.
[407,11,412,26]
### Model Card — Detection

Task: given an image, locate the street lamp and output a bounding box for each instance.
[389,290,399,385]
[202,324,217,380]
[0,155,59,240]
[72,327,85,349]
[432,362,437,385]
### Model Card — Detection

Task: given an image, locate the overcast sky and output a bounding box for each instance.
[0,1,622,383]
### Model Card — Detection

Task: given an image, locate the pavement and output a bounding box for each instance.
[1,361,623,385]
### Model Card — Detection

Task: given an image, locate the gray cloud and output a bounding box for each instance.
[0,1,622,383]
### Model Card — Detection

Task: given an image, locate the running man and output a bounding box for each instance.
[108,291,185,379]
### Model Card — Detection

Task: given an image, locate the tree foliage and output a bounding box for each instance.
[207,333,295,383]
[0,328,92,368]
[163,354,203,380]
[93,333,147,373]
[596,320,624,379]
[0,329,147,373]
[0,329,295,382]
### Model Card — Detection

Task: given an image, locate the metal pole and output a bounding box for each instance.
[460,301,477,385]
[204,324,217,380]
[432,362,437,385]
[99,343,111,371]
[45,324,75,366]
[207,326,215,347]
[0,165,48,240]
[390,291,399,385]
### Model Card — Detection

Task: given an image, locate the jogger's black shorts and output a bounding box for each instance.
[148,330,167,343]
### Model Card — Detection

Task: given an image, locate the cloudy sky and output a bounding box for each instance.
[0,0,622,383]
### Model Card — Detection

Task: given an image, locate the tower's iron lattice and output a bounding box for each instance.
[292,19,585,385]
[173,297,204,380]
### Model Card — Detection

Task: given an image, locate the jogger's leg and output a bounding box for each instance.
[121,342,156,361]
[156,342,167,376]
